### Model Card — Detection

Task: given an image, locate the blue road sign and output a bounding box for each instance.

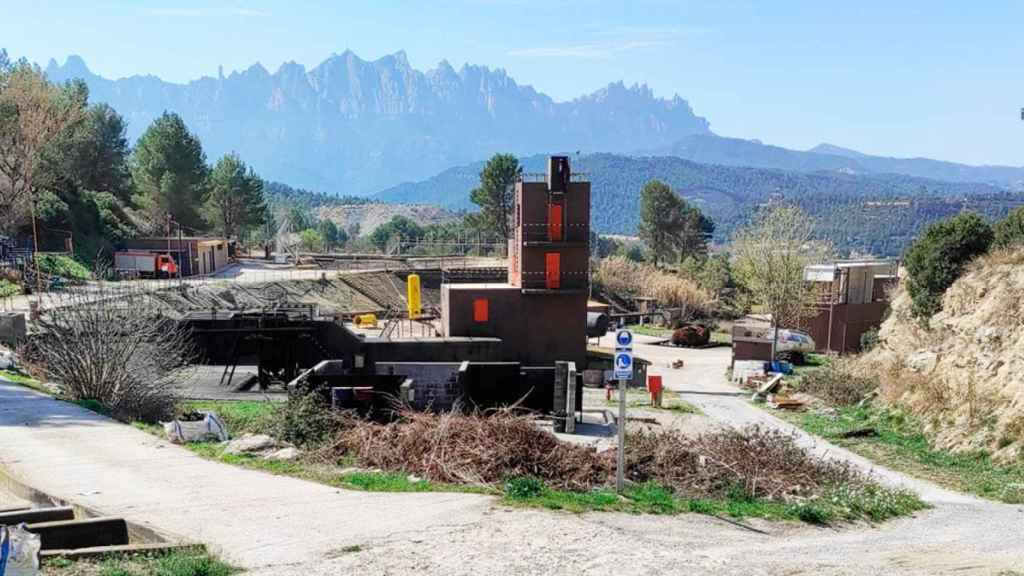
[615,329,633,349]
[614,350,633,380]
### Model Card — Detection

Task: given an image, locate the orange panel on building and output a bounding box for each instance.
[473,298,489,322]
[545,252,561,289]
[548,203,563,241]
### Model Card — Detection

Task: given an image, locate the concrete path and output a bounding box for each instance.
[0,380,491,570]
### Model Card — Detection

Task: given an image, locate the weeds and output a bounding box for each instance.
[795,360,878,406]
[783,405,1024,503]
[41,549,236,576]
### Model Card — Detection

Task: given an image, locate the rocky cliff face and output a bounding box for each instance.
[865,250,1024,462]
[45,52,711,195]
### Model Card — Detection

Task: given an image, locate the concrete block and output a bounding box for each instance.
[0,506,75,525]
[27,517,129,550]
[0,312,26,347]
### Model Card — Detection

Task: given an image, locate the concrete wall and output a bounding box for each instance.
[442,284,587,366]
[375,362,462,410]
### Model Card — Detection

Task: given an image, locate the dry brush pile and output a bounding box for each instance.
[312,406,886,505]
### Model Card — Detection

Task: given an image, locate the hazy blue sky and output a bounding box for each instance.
[4,0,1023,166]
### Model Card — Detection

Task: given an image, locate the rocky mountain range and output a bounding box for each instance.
[44,52,711,195]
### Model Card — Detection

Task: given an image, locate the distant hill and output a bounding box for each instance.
[44,53,710,196]
[646,134,1024,190]
[377,153,1024,256]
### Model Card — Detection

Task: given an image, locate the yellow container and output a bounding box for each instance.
[354,313,377,327]
[407,274,422,320]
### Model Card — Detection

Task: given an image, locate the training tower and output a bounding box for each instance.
[441,156,590,366]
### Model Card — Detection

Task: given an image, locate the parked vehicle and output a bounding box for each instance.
[114,251,178,278]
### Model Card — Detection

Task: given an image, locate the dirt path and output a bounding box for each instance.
[605,334,975,504]
[2,364,1023,574]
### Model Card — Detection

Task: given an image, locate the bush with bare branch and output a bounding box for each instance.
[29,285,193,422]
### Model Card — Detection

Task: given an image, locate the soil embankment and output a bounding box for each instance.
[863,250,1024,461]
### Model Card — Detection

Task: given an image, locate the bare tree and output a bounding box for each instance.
[0,65,85,290]
[732,205,831,357]
[30,284,194,422]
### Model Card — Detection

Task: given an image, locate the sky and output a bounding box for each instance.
[3,0,1023,166]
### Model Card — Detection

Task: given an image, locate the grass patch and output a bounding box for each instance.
[625,324,671,338]
[0,369,38,386]
[184,442,492,496]
[606,389,701,414]
[780,405,1024,503]
[500,477,919,523]
[182,400,278,436]
[0,278,20,298]
[41,549,237,576]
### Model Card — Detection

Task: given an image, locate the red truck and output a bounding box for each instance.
[114,251,179,278]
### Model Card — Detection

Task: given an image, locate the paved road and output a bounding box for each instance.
[2,347,1023,574]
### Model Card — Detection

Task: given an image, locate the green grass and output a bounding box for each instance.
[0,278,20,298]
[185,442,492,496]
[625,324,672,338]
[181,400,278,436]
[0,369,37,385]
[780,405,1024,504]
[606,389,702,414]
[41,549,237,576]
[501,478,922,523]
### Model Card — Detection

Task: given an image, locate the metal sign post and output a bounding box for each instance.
[614,329,633,492]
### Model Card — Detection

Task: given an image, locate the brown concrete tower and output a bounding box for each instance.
[441,156,590,366]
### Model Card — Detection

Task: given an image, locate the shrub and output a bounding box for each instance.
[903,213,993,319]
[272,388,340,447]
[859,327,880,352]
[29,288,192,422]
[0,279,19,299]
[505,476,545,499]
[36,253,91,280]
[797,362,878,407]
[993,206,1024,249]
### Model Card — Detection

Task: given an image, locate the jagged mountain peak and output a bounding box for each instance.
[42,50,712,194]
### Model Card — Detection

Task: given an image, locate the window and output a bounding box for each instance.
[473,298,489,322]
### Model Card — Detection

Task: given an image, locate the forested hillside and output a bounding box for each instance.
[378,153,1024,256]
[645,134,1024,190]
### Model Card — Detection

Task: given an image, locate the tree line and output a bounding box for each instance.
[0,50,269,264]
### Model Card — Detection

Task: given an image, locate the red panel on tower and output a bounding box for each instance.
[545,252,561,289]
[473,298,489,322]
[548,203,563,241]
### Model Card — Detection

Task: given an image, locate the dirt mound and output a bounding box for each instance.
[862,249,1024,461]
[318,204,457,237]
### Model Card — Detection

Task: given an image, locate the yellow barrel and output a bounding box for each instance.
[407,273,422,320]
